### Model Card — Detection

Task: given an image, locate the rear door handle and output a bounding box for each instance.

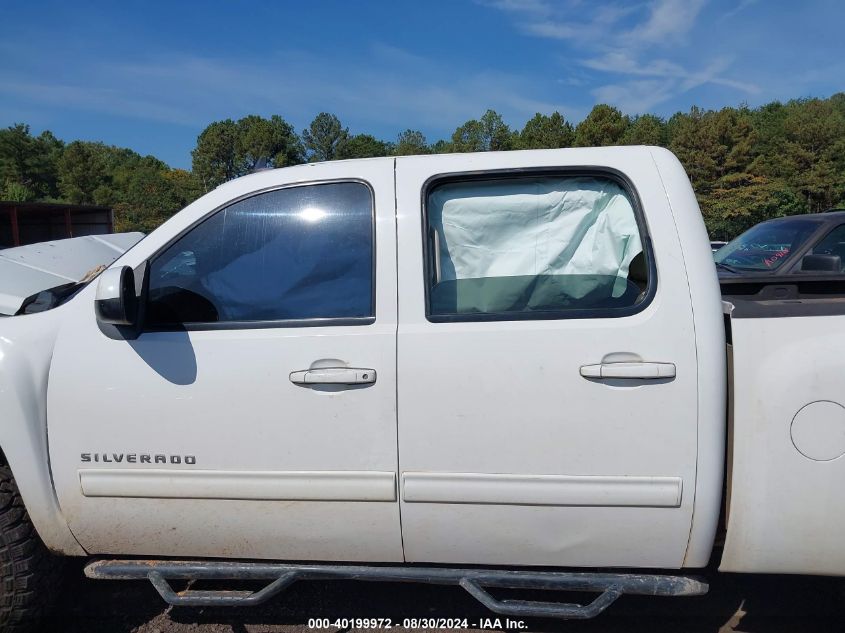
[580,362,676,379]
[289,367,376,385]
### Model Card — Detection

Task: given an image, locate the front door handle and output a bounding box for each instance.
[289,367,376,385]
[580,362,676,379]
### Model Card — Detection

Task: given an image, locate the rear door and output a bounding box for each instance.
[396,149,699,568]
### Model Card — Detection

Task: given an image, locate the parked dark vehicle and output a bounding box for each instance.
[715,210,845,278]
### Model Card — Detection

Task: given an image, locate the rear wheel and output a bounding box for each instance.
[0,460,63,632]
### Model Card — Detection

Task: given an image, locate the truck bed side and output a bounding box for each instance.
[722,282,845,574]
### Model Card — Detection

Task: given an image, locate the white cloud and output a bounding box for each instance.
[484,0,758,114]
[592,79,675,112]
[582,51,759,90]
[0,44,582,138]
[479,0,555,17]
[631,0,707,44]
[720,0,759,21]
[581,52,687,77]
[522,21,584,40]
[0,79,198,126]
[588,54,759,112]
[516,3,639,44]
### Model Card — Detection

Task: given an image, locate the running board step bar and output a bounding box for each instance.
[84,560,708,620]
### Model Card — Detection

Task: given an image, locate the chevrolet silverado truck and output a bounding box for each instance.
[1,146,843,630]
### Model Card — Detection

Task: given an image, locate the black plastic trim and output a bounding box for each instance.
[727,298,845,319]
[419,167,657,323]
[723,275,845,318]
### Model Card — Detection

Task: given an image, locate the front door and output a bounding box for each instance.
[396,151,699,568]
[47,162,403,561]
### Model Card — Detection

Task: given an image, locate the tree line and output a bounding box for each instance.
[2,94,844,239]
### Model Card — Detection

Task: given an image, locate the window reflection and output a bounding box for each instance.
[299,207,327,223]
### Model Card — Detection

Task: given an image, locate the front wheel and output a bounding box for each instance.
[0,460,63,632]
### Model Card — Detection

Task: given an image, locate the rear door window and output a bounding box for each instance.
[425,174,650,321]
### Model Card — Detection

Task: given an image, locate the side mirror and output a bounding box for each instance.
[801,253,841,272]
[95,266,138,325]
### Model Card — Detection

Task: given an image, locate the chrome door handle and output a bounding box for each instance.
[580,362,676,379]
[289,367,376,385]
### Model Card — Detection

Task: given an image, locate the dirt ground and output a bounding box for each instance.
[41,560,845,633]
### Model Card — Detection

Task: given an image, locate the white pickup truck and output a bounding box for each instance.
[1,146,842,629]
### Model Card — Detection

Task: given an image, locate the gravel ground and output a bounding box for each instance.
[41,560,845,633]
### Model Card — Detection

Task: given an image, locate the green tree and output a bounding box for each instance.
[749,101,787,165]
[516,112,574,149]
[57,141,110,204]
[667,107,713,188]
[574,105,629,147]
[395,129,429,155]
[7,92,845,238]
[831,92,845,118]
[236,114,303,171]
[701,173,803,240]
[2,181,34,202]
[165,169,203,208]
[430,139,452,154]
[0,124,63,199]
[191,119,239,190]
[112,163,169,231]
[667,106,763,238]
[450,119,485,152]
[191,115,302,190]
[2,125,208,233]
[668,106,756,195]
[451,110,514,152]
[110,154,203,232]
[480,110,514,151]
[622,114,666,146]
[111,165,202,232]
[761,98,845,211]
[710,107,757,179]
[302,113,349,162]
[336,134,392,159]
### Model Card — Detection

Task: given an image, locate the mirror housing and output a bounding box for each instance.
[95,266,138,326]
[801,253,841,273]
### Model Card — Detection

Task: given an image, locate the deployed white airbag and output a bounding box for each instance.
[427,177,644,314]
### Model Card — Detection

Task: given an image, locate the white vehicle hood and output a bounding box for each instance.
[0,233,144,315]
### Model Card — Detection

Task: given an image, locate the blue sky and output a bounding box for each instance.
[2,0,843,169]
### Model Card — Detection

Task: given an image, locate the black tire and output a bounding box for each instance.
[0,460,62,632]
